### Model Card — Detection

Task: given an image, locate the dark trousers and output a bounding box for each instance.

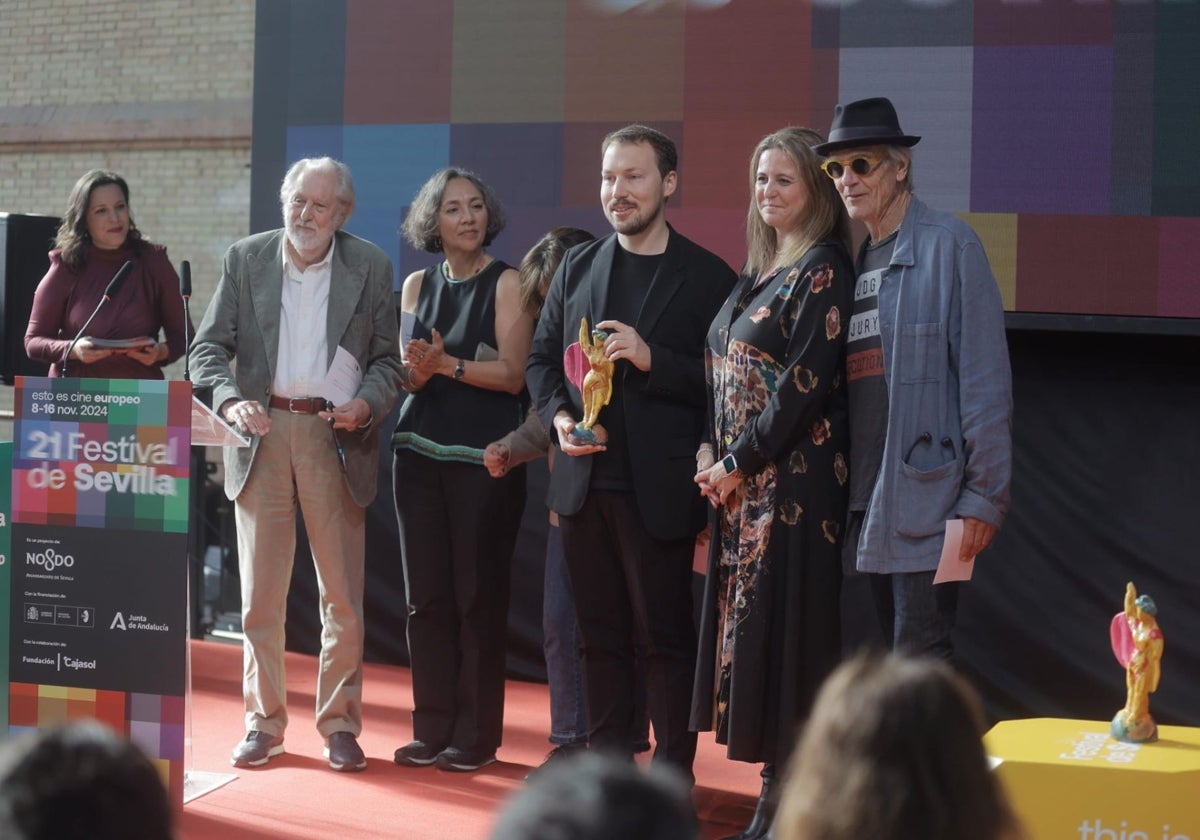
[869,570,960,661]
[560,490,698,778]
[542,524,588,745]
[394,449,525,753]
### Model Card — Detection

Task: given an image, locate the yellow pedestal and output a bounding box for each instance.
[985,718,1200,840]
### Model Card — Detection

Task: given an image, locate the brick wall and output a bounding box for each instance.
[0,0,256,373]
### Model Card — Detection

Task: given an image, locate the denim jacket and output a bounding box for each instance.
[856,197,1013,573]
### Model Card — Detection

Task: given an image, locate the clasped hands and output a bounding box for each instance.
[404,328,451,382]
[694,445,742,508]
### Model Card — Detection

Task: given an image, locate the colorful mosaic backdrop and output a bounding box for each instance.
[6,684,184,806]
[249,0,1200,323]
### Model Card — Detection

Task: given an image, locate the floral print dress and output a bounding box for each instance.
[689,241,853,764]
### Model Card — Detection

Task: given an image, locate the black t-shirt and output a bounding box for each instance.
[846,232,896,510]
[589,244,662,490]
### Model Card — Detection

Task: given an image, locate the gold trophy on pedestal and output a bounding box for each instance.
[567,317,612,447]
[1110,582,1164,743]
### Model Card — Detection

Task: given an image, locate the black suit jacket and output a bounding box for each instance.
[526,226,736,542]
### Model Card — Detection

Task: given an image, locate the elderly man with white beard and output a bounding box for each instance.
[191,157,402,773]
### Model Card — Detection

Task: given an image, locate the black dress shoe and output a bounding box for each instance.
[393,740,444,767]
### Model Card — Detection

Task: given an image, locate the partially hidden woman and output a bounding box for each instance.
[483,226,595,774]
[391,168,534,773]
[25,169,191,378]
[690,127,854,840]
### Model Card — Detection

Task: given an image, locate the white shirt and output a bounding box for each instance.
[273,237,333,398]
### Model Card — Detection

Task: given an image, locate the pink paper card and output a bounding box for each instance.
[933,519,975,584]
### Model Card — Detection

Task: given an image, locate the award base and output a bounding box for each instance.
[1111,710,1158,743]
[568,423,608,447]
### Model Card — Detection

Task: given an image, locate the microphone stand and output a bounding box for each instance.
[180,260,192,382]
[63,260,132,378]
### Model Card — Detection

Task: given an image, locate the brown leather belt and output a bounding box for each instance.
[267,395,329,415]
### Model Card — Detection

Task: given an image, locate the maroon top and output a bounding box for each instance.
[24,241,192,379]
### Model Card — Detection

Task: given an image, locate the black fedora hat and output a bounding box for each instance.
[813,97,921,156]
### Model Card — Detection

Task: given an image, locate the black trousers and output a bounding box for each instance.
[394,449,525,753]
[560,490,698,778]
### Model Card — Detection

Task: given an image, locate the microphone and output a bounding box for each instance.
[63,260,132,377]
[180,260,193,382]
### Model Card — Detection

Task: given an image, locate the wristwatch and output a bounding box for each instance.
[453,358,466,380]
[721,454,739,476]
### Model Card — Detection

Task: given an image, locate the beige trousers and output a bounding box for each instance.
[234,409,366,738]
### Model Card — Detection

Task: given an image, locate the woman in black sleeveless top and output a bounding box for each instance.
[391,168,534,773]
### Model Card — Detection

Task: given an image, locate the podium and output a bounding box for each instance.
[186,395,247,639]
[3,378,246,808]
[985,718,1200,840]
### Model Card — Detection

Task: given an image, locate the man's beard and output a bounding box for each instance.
[285,221,327,253]
[607,200,663,237]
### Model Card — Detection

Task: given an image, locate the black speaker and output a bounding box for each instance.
[0,212,60,383]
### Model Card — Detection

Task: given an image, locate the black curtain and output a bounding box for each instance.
[956,329,1199,725]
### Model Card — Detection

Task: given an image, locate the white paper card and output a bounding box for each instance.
[934,518,975,584]
[321,345,362,407]
[400,310,417,349]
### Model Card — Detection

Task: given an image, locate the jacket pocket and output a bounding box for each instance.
[894,458,961,539]
[899,322,944,384]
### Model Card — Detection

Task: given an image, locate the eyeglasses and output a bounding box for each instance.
[820,155,885,180]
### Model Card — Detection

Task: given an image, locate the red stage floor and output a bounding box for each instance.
[179,640,760,839]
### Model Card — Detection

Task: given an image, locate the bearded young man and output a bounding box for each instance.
[526,125,736,782]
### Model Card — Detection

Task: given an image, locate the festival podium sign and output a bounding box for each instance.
[7,377,190,806]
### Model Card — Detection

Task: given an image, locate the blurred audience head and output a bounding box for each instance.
[0,720,174,840]
[490,751,698,840]
[774,653,1023,840]
[518,226,596,318]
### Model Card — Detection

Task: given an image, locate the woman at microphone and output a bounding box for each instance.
[24,169,191,379]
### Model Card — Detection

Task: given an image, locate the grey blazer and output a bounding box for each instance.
[190,229,403,506]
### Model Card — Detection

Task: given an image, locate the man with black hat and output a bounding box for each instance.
[815,97,1012,660]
